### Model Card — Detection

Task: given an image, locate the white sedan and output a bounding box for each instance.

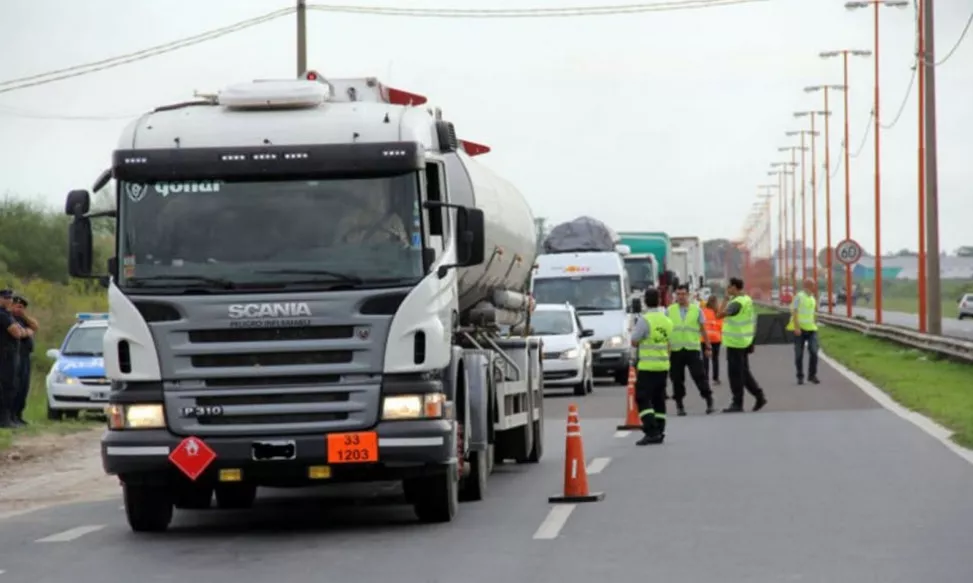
[526,303,595,397]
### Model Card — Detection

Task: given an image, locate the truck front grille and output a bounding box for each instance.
[189,326,352,343]
[190,351,353,368]
[589,341,604,350]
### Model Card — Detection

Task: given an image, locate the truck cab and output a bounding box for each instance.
[62,73,544,533]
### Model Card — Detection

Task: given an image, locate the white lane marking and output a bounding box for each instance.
[533,504,576,540]
[614,430,631,438]
[586,457,611,475]
[821,350,973,467]
[35,525,106,543]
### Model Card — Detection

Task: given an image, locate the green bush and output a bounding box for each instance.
[0,195,112,445]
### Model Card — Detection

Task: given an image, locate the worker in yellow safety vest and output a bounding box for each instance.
[717,277,768,413]
[665,284,715,415]
[787,278,820,385]
[629,288,674,445]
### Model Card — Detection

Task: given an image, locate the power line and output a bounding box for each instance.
[880,65,916,130]
[0,7,294,94]
[307,0,767,18]
[921,7,973,67]
[850,111,873,158]
[0,104,141,121]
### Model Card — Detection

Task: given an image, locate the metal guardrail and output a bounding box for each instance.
[755,301,973,364]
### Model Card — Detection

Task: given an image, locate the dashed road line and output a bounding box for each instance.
[585,457,611,474]
[533,504,576,539]
[35,524,106,543]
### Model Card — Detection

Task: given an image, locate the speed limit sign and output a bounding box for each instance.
[834,238,863,265]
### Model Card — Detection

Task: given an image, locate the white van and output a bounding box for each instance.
[531,252,633,385]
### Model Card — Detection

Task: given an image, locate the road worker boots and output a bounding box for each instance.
[705,396,715,415]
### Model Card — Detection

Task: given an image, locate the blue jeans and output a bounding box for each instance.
[793,331,819,380]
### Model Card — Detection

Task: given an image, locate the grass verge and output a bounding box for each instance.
[0,277,106,450]
[817,325,973,448]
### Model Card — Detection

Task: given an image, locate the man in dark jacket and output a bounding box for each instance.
[10,295,37,426]
[0,289,31,428]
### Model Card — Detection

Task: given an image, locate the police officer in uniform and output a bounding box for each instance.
[10,295,37,426]
[718,278,768,413]
[629,288,673,445]
[666,284,715,415]
[788,278,820,384]
[0,289,30,428]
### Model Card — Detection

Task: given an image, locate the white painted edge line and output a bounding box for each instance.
[533,504,576,539]
[614,430,631,438]
[820,350,973,467]
[35,524,106,543]
[586,457,611,475]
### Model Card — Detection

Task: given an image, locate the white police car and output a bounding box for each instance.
[44,313,110,420]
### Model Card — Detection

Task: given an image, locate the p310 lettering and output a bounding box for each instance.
[180,405,224,418]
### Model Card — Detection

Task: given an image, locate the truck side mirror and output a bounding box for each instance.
[68,217,94,278]
[65,189,94,278]
[581,329,595,338]
[455,207,485,267]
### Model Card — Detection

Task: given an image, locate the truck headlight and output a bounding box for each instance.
[106,403,166,430]
[382,393,446,420]
[560,348,580,359]
[603,335,626,348]
[54,371,79,385]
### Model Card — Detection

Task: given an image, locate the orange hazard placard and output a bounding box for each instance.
[327,431,379,464]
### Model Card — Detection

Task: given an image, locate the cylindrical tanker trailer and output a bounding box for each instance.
[62,71,544,533]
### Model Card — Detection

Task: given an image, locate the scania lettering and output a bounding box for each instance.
[228,303,313,319]
[64,72,543,533]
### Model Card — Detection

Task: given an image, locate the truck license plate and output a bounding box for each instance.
[251,441,297,461]
[327,432,379,464]
[91,391,109,402]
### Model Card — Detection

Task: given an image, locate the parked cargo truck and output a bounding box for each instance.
[63,72,544,532]
[671,236,704,291]
[617,231,673,305]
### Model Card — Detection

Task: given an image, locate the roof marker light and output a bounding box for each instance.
[460,140,491,157]
[384,86,428,106]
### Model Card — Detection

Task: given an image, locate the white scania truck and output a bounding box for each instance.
[64,72,544,532]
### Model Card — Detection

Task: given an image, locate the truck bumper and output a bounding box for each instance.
[101,419,455,487]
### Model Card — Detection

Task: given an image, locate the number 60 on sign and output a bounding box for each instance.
[834,239,862,266]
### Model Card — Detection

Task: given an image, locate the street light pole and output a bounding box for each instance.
[794,112,829,286]
[296,0,308,77]
[921,0,942,335]
[820,48,871,317]
[805,84,844,314]
[845,0,909,325]
[785,130,816,282]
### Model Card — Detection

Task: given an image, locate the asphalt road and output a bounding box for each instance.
[834,305,973,340]
[2,348,972,582]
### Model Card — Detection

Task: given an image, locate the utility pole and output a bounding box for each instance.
[922,0,942,334]
[297,0,308,77]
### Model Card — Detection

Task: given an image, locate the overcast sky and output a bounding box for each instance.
[1,0,970,254]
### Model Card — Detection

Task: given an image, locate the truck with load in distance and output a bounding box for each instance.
[670,236,704,291]
[617,231,673,305]
[63,71,545,532]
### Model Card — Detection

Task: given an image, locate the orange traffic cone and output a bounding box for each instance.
[549,404,605,504]
[617,366,641,430]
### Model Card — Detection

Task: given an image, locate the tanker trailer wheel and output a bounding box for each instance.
[123,481,173,533]
[409,463,459,523]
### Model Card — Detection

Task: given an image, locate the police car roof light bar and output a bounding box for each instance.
[76,313,109,321]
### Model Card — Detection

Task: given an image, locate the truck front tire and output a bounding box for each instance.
[409,465,459,523]
[459,448,489,502]
[123,483,173,533]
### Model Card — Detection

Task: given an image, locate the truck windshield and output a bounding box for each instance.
[532,276,623,311]
[623,258,656,289]
[117,173,424,289]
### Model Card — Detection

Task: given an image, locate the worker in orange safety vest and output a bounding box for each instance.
[700,295,723,386]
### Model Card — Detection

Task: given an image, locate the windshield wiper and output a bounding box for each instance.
[253,269,365,284]
[574,306,608,311]
[62,351,101,357]
[127,275,237,289]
